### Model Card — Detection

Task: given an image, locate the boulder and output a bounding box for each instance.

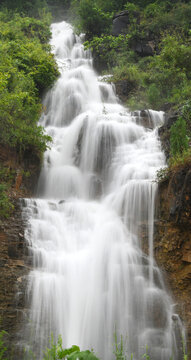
[131,39,155,56]
[112,11,130,36]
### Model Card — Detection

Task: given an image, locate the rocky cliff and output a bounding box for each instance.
[0,145,40,357]
[155,163,191,355]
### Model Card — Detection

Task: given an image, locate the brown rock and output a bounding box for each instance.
[155,164,191,355]
[182,253,191,263]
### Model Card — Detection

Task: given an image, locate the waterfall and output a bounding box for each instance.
[22,21,183,360]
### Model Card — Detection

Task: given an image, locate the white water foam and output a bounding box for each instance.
[22,21,183,360]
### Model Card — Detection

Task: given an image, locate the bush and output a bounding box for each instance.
[84,34,129,67]
[42,335,99,360]
[0,330,8,360]
[170,117,189,157]
[77,0,112,38]
[0,0,48,17]
[0,185,14,219]
[147,84,161,108]
[0,11,58,155]
[70,0,113,38]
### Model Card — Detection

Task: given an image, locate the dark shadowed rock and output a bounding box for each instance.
[158,112,178,159]
[131,39,155,56]
[0,199,29,360]
[0,144,41,359]
[112,11,130,36]
[114,79,135,102]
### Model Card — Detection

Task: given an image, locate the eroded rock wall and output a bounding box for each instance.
[155,165,191,355]
[0,145,40,357]
[0,199,28,351]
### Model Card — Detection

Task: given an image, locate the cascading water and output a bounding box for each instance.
[22,21,183,359]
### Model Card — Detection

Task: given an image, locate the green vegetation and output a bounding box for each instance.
[169,102,191,168]
[0,165,15,219]
[114,334,128,360]
[42,336,99,360]
[0,12,58,155]
[0,2,59,219]
[0,330,8,360]
[71,0,191,166]
[170,117,189,157]
[0,330,188,360]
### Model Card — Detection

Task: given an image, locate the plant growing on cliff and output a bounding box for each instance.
[0,184,14,219]
[170,116,189,157]
[84,34,129,67]
[0,330,8,360]
[72,0,112,39]
[0,11,57,156]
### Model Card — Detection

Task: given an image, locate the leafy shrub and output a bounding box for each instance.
[84,34,129,67]
[42,335,99,360]
[0,165,15,218]
[0,330,8,360]
[112,63,143,97]
[0,11,57,155]
[77,0,112,38]
[147,84,161,108]
[124,2,140,12]
[0,0,48,17]
[170,117,189,157]
[0,185,14,219]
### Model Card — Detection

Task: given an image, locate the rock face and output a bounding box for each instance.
[132,109,156,129]
[158,112,178,159]
[131,39,155,57]
[114,79,136,102]
[112,11,130,36]
[154,165,191,355]
[0,145,40,358]
[0,199,29,356]
[154,113,191,354]
[112,11,155,57]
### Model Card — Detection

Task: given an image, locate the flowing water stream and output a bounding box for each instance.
[22,21,183,360]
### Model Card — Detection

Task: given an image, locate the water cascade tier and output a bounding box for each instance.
[22,21,183,360]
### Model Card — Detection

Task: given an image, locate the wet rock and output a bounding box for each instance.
[90,175,102,198]
[146,296,168,329]
[132,109,154,129]
[73,119,87,166]
[58,200,65,205]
